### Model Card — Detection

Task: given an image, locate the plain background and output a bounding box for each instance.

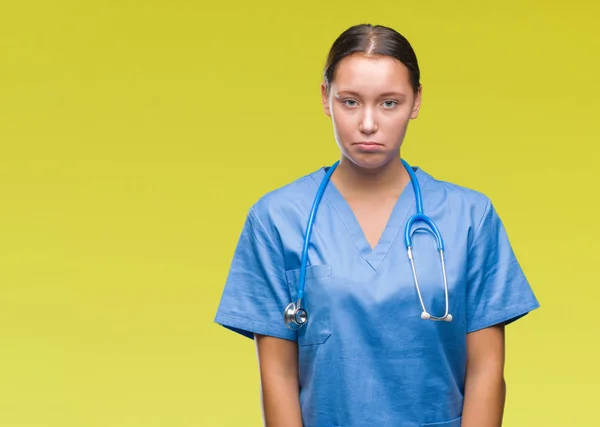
[1,0,598,425]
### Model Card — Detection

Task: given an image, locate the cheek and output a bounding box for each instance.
[331,109,355,140]
[382,110,412,134]
[386,117,410,135]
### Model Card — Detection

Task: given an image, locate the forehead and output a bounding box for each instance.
[332,53,412,93]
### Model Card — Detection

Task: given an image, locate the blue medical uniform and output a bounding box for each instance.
[214,165,540,427]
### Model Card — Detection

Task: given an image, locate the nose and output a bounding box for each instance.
[358,107,378,135]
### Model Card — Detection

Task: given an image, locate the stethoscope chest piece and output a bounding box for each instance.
[284,302,308,330]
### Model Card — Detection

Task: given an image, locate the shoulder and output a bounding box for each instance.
[251,168,320,215]
[244,167,323,238]
[418,166,494,229]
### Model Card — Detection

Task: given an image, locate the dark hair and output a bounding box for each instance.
[323,24,421,94]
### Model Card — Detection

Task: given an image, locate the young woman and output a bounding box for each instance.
[214,23,539,427]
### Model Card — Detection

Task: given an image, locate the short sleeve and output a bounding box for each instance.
[465,200,540,333]
[213,207,297,341]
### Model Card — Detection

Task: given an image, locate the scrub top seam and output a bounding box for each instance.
[247,208,298,305]
[249,206,286,261]
[465,197,492,258]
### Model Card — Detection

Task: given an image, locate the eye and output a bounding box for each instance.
[342,99,358,107]
[382,100,398,108]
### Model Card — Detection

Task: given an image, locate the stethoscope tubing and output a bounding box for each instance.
[285,159,452,330]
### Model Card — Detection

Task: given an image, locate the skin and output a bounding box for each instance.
[321,53,421,249]
[255,52,506,427]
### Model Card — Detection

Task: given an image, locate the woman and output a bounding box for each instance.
[214,23,539,427]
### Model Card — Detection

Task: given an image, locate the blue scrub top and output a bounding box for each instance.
[214,165,540,427]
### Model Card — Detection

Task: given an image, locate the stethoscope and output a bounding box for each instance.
[283,159,453,331]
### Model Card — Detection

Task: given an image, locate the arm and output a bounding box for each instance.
[461,323,506,427]
[255,334,303,427]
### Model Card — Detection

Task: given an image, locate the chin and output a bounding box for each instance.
[346,153,395,170]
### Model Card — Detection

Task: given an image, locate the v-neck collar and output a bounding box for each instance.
[309,164,433,271]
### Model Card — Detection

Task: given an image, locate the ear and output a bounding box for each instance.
[410,85,422,119]
[321,82,332,117]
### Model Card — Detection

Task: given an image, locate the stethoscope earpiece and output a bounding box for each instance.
[421,311,453,322]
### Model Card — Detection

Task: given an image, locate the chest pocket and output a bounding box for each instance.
[285,264,332,346]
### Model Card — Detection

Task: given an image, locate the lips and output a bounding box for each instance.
[354,141,384,151]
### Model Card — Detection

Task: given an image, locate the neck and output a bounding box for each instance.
[331,156,410,198]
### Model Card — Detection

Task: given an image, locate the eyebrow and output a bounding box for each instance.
[336,90,406,98]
